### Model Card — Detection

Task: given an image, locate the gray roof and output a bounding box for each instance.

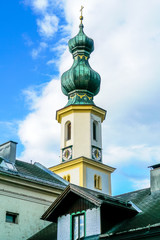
[42,184,137,222]
[69,184,135,209]
[42,184,160,239]
[101,187,160,238]
[0,158,68,189]
[27,223,57,240]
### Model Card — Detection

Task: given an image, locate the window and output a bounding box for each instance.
[94,175,98,189]
[93,121,97,141]
[66,121,71,141]
[98,176,102,190]
[72,213,85,240]
[6,212,18,224]
[67,174,70,182]
[94,175,102,190]
[63,175,71,182]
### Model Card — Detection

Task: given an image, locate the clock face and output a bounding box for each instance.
[62,147,72,161]
[92,147,101,161]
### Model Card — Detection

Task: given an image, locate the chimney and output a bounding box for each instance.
[149,164,160,192]
[0,141,17,164]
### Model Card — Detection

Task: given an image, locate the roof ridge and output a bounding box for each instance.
[34,162,68,186]
[115,187,150,198]
[15,159,32,165]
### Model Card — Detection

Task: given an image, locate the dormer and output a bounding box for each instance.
[42,184,137,240]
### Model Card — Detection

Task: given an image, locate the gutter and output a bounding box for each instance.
[100,223,160,239]
[0,169,65,191]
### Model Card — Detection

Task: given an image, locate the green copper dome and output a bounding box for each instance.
[68,24,94,57]
[61,23,101,106]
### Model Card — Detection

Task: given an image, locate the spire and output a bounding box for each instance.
[80,6,84,24]
[61,8,101,106]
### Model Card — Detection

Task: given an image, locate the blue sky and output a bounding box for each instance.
[0,0,68,152]
[1,0,160,195]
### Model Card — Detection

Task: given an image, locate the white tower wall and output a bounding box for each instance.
[60,111,102,161]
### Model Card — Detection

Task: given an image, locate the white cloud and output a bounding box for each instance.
[18,0,160,193]
[51,44,67,54]
[31,41,47,59]
[24,0,48,12]
[18,80,66,166]
[37,14,59,38]
[32,0,48,12]
[131,178,150,190]
[46,59,57,65]
[103,145,160,167]
[24,0,64,39]
[46,58,60,67]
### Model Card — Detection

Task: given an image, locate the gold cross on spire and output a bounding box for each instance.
[80,6,84,16]
[80,6,84,24]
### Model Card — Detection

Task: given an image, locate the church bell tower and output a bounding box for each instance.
[50,9,115,195]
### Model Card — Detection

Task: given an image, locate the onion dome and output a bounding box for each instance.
[68,24,94,58]
[61,15,101,106]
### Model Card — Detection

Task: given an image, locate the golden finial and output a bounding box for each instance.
[80,6,84,24]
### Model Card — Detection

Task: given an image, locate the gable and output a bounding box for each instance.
[45,191,96,222]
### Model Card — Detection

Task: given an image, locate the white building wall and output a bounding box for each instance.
[0,182,57,240]
[60,109,103,162]
[58,214,70,240]
[61,111,104,161]
[86,208,101,237]
[86,167,110,194]
[60,111,91,160]
[60,113,74,152]
[73,112,91,159]
[57,167,80,185]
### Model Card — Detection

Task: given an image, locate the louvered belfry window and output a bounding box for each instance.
[93,121,97,140]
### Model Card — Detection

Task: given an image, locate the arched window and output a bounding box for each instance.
[94,175,97,188]
[98,176,102,190]
[94,175,102,190]
[93,121,97,141]
[67,174,70,182]
[63,175,71,182]
[66,121,71,140]
[94,175,98,189]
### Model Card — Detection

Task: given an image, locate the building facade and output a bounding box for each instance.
[0,141,68,240]
[42,166,160,240]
